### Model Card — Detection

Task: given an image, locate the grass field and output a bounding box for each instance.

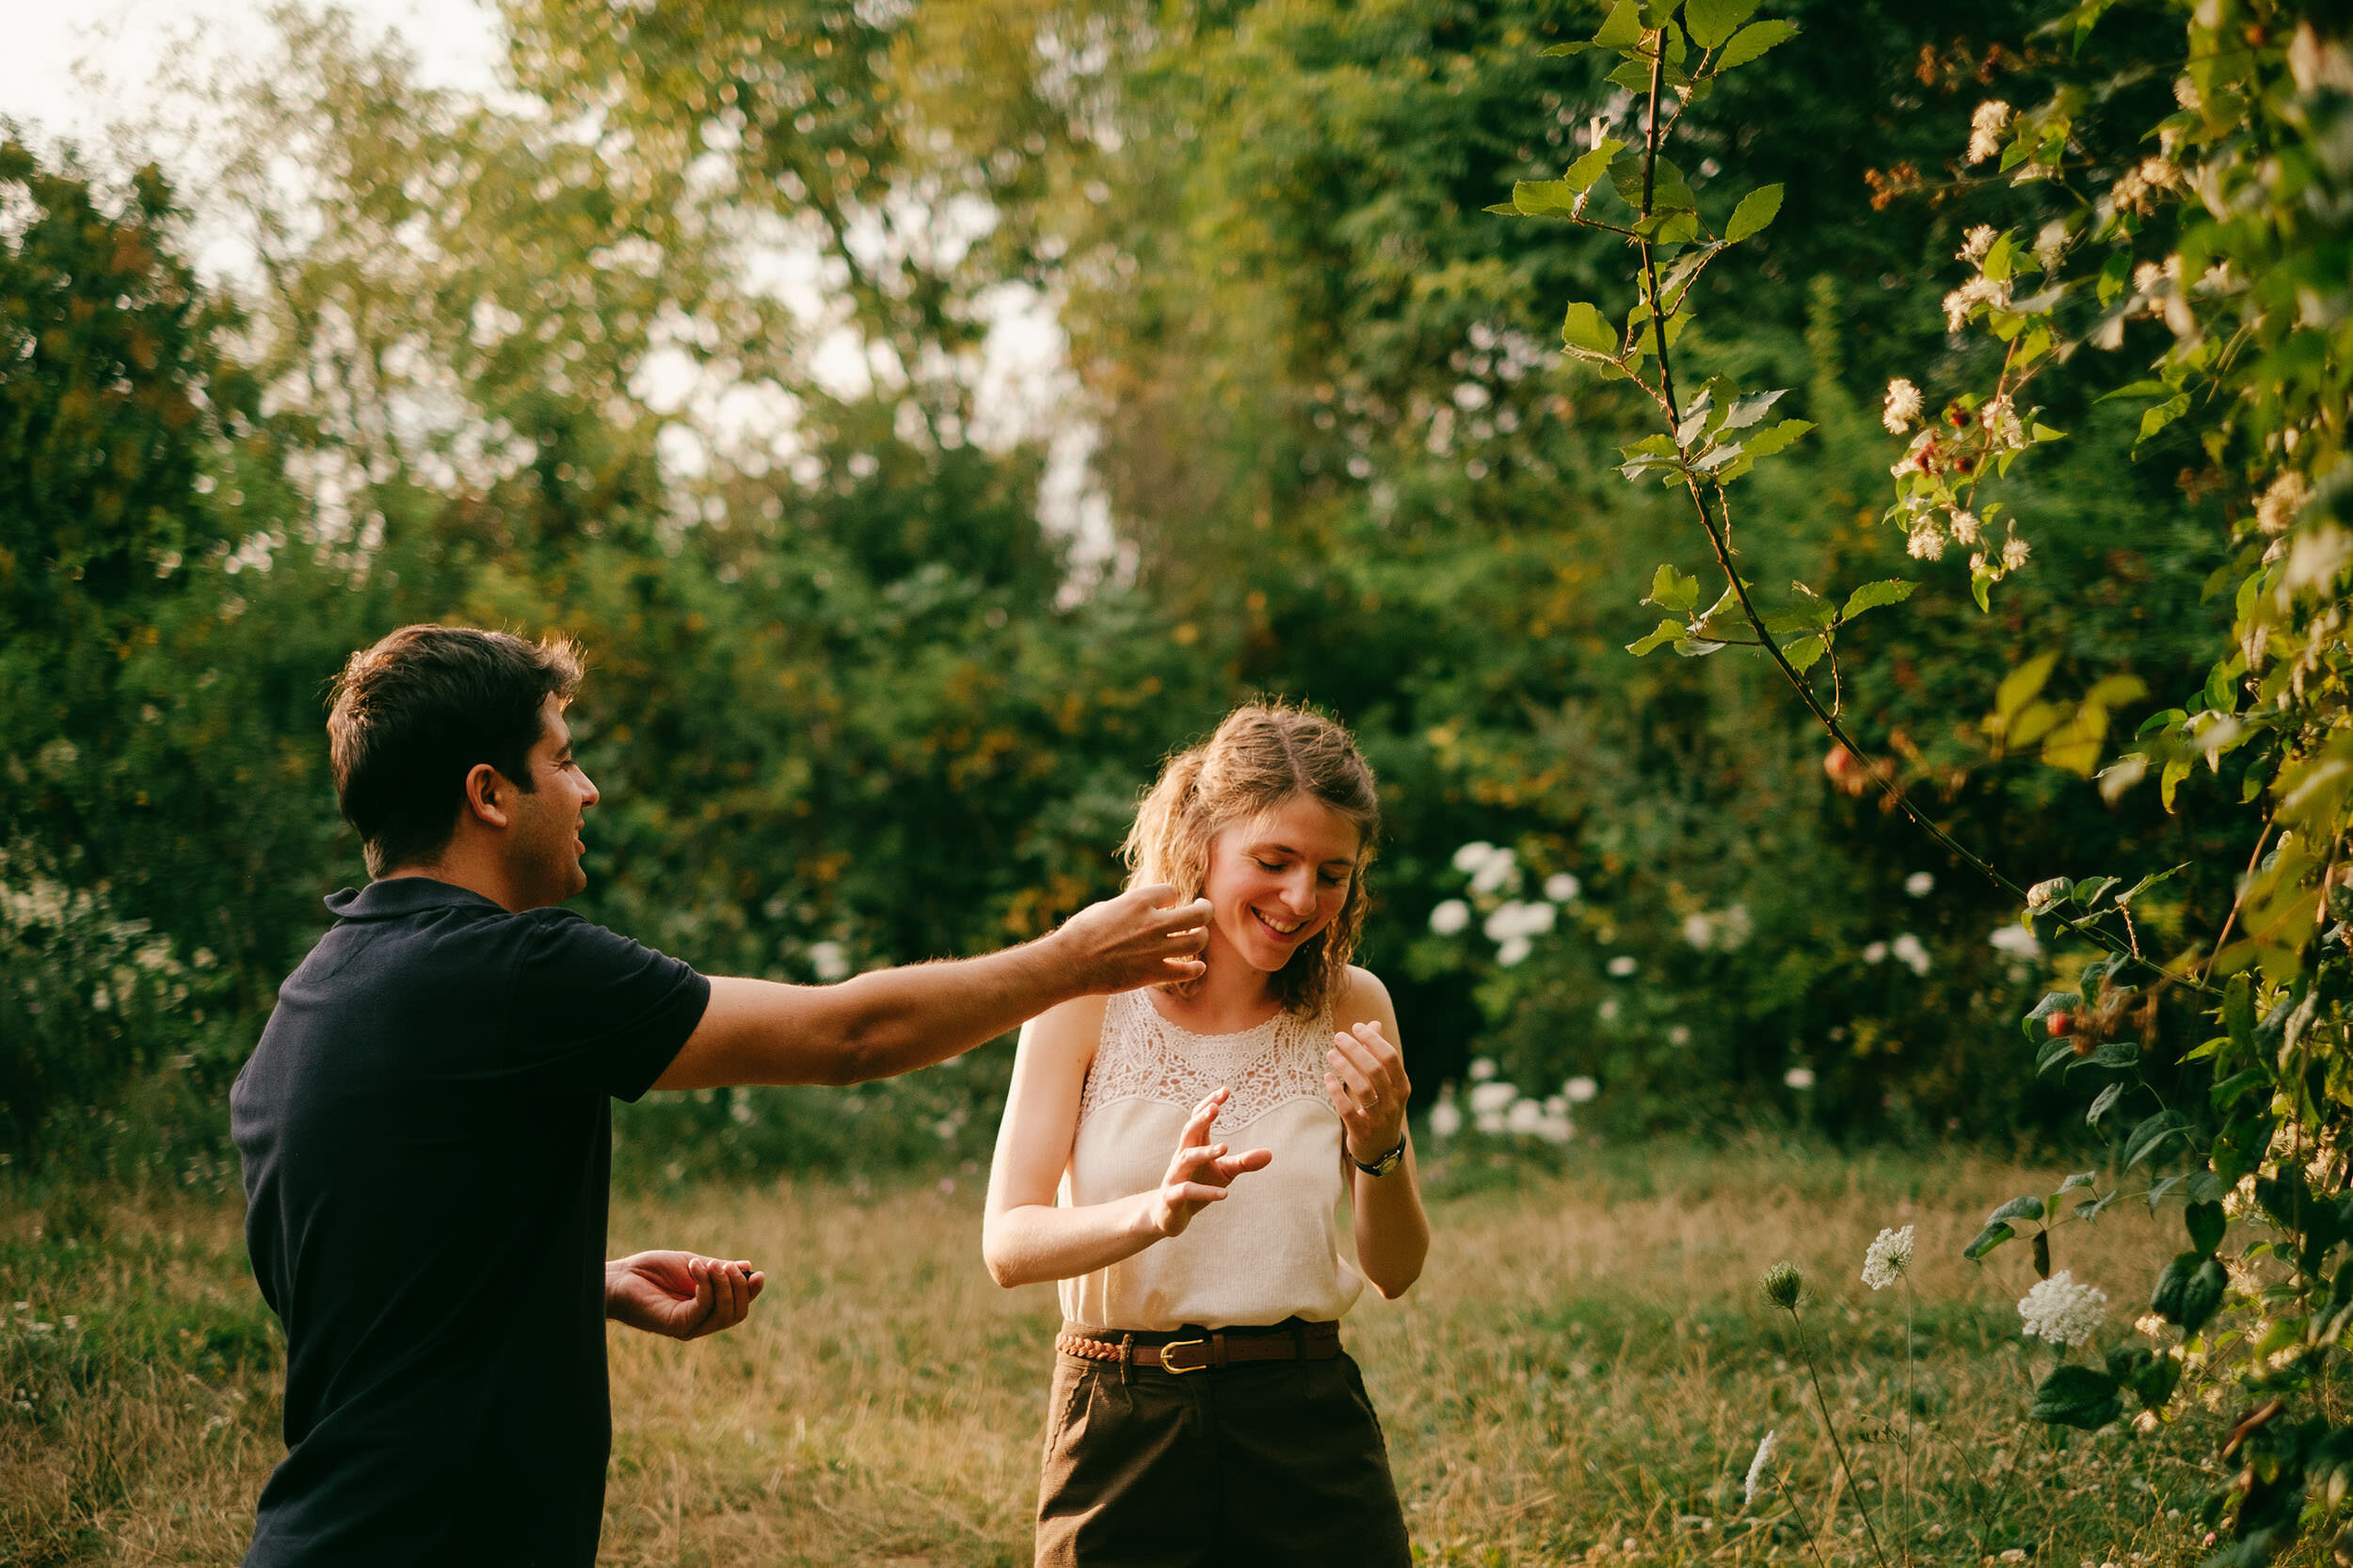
[2,1140,2249,1566]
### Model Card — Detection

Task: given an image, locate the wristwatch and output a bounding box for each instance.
[1352,1133,1407,1177]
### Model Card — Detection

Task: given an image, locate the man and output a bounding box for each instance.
[231,624,1209,1566]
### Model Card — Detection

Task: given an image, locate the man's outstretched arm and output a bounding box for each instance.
[652,883,1210,1091]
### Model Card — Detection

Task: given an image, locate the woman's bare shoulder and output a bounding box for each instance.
[1335,965,1397,1032]
[1025,992,1114,1058]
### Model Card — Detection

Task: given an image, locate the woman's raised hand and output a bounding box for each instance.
[1144,1087,1273,1239]
[1325,1020,1411,1168]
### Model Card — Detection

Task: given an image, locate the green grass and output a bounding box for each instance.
[0,1139,2264,1565]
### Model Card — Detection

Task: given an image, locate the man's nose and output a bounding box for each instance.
[579,771,600,807]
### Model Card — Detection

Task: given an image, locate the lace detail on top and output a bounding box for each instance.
[1079,990,1330,1135]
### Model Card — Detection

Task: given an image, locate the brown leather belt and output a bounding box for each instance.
[1055,1318,1342,1375]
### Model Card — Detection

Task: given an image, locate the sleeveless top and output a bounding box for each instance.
[1057,989,1364,1332]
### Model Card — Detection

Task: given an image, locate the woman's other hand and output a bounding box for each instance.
[1145,1087,1273,1239]
[1325,1020,1410,1166]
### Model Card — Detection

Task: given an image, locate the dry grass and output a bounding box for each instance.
[0,1142,2261,1565]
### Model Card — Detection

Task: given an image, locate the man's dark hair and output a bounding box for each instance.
[328,625,584,877]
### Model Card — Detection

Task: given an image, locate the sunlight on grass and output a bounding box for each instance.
[2,1142,2235,1565]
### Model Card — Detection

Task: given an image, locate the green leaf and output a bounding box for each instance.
[1962,1221,2015,1260]
[1561,141,1625,194]
[2124,1110,2188,1169]
[1839,578,1916,619]
[1562,301,1620,355]
[2090,1040,2139,1068]
[1783,634,1826,672]
[1719,388,1785,431]
[2185,1201,2225,1256]
[1724,183,1785,243]
[1541,40,1595,55]
[2031,1365,2122,1431]
[1593,0,1645,47]
[2058,1171,2096,1193]
[1642,564,1701,613]
[1683,0,1760,49]
[2073,874,2121,908]
[1673,636,1729,657]
[2137,393,2189,444]
[1513,180,1578,216]
[1995,650,2057,723]
[1626,618,1684,656]
[1716,18,1796,68]
[1989,1194,2044,1224]
[2085,1081,2121,1126]
[1739,418,1814,458]
[1483,202,1523,216]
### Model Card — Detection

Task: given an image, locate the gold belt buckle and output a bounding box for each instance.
[1159,1336,1209,1374]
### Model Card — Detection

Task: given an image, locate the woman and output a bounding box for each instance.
[983,702,1428,1567]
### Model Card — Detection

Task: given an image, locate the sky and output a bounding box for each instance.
[0,0,505,152]
[0,0,1106,561]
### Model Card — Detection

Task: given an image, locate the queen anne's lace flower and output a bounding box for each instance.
[1744,1430,1779,1506]
[1861,1225,1915,1290]
[1882,377,1923,433]
[1969,100,2012,164]
[2019,1271,2108,1346]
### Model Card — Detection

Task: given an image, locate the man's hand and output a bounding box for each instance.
[1050,883,1214,995]
[604,1250,764,1341]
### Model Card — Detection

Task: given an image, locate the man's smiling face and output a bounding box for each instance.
[506,695,600,907]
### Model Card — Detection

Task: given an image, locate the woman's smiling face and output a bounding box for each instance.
[1200,793,1362,975]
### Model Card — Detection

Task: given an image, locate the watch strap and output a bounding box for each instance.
[1352,1133,1407,1177]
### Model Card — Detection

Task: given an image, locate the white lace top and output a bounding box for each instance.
[1057,989,1363,1331]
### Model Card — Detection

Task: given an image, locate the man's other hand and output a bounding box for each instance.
[604,1250,764,1340]
[1053,883,1213,994]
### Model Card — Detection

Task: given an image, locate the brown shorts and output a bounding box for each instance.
[1033,1321,1412,1567]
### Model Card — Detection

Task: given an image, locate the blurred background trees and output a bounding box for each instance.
[0,0,2258,1178]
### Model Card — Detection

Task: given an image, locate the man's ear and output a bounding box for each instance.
[462,762,514,829]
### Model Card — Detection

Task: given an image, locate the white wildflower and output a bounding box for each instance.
[1861,1225,1916,1290]
[1785,1067,1817,1090]
[1882,377,1924,433]
[1890,932,1930,976]
[1959,224,1999,264]
[1545,872,1581,903]
[1949,510,1983,546]
[1536,1112,1575,1144]
[1606,954,1638,977]
[1430,1089,1463,1139]
[1989,924,2042,958]
[1682,912,1714,949]
[1904,871,1936,897]
[1597,997,1622,1023]
[1468,1080,1517,1114]
[1668,1024,1691,1046]
[1863,940,1888,964]
[807,941,850,982]
[1906,520,1948,561]
[1980,394,2024,450]
[2002,534,2031,572]
[1564,1076,1598,1104]
[1506,1097,1547,1135]
[2173,77,2200,110]
[1429,898,1471,936]
[1497,935,1534,967]
[1969,100,2012,164]
[1469,845,1521,895]
[2033,220,2070,272]
[2256,472,2311,536]
[1451,840,1498,873]
[1484,900,1556,943]
[1469,1057,1497,1080]
[2019,1272,2108,1346]
[1744,1430,1779,1506]
[1942,274,2011,333]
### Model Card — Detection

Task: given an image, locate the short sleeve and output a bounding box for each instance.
[510,913,712,1101]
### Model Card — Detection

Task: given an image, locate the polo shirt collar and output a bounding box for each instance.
[325,877,507,921]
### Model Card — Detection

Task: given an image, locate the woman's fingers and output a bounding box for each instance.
[1324,1045,1375,1102]
[1177,1088,1227,1147]
[1217,1146,1274,1178]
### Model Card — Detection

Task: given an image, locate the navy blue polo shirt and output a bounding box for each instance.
[231,877,711,1567]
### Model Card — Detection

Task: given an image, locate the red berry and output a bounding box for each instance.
[2045,1010,2073,1038]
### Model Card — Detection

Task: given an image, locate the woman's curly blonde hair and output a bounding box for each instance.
[1121,702,1380,1018]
